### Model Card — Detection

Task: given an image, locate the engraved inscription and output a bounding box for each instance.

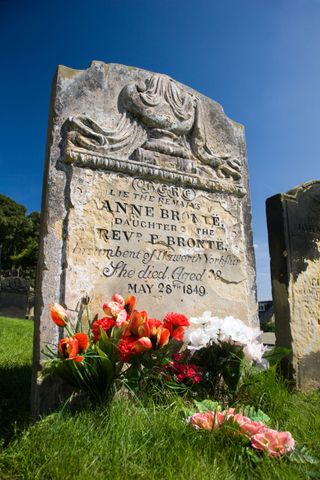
[65,172,247,318]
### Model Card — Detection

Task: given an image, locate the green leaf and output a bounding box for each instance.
[221,355,243,391]
[241,405,270,424]
[289,446,320,465]
[98,326,122,361]
[95,346,113,377]
[193,399,221,413]
[263,347,291,366]
[304,472,320,478]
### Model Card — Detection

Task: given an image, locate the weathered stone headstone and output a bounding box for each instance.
[0,276,29,318]
[267,181,320,389]
[32,62,257,412]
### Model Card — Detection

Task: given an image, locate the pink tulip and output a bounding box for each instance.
[232,413,251,427]
[212,411,226,429]
[251,428,295,457]
[111,294,125,306]
[115,309,128,326]
[222,408,235,419]
[103,300,124,318]
[239,420,267,437]
[190,412,214,431]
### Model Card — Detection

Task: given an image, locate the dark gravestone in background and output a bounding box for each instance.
[267,180,320,389]
[0,277,30,318]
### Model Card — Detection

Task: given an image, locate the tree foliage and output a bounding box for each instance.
[0,194,40,284]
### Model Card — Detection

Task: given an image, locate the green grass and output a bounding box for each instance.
[0,317,320,479]
[0,317,33,441]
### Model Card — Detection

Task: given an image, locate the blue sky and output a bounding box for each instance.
[1,0,320,299]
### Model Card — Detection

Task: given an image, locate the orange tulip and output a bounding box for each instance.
[156,325,170,348]
[49,303,68,327]
[129,310,149,337]
[148,318,162,336]
[124,295,136,316]
[73,333,89,352]
[58,337,79,359]
[72,355,85,363]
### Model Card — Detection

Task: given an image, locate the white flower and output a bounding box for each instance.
[183,327,210,351]
[218,316,261,346]
[243,341,267,363]
[183,312,263,352]
[204,317,224,343]
[188,311,213,327]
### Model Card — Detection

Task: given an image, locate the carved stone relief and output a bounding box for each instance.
[64,73,243,194]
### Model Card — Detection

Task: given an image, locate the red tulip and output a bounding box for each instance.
[73,355,85,363]
[49,303,68,327]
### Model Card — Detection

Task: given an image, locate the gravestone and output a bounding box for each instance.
[266,181,320,389]
[32,61,257,413]
[0,276,30,318]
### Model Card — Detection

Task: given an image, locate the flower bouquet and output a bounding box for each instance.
[182,312,268,395]
[42,294,191,402]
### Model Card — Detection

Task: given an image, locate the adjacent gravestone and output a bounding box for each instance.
[267,181,320,389]
[32,62,257,413]
[0,276,30,318]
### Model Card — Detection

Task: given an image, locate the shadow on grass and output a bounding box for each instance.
[0,364,32,443]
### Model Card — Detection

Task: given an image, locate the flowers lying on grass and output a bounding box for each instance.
[188,404,295,458]
[251,429,295,457]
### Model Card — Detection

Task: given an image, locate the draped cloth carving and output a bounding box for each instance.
[64,73,242,190]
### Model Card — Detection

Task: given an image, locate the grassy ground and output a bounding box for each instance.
[0,317,33,441]
[0,317,320,479]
